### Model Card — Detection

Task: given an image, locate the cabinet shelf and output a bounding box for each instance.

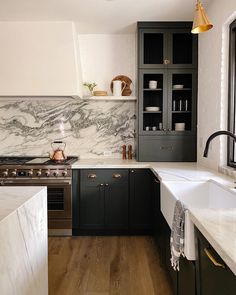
[143,111,162,114]
[172,111,191,113]
[143,88,163,91]
[172,88,192,91]
[83,96,137,101]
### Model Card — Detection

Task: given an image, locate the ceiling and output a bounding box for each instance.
[0,0,211,34]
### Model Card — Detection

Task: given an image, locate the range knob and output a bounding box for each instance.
[36,170,42,177]
[2,170,8,177]
[28,170,33,177]
[53,171,59,177]
[45,170,50,177]
[11,170,17,177]
[62,170,68,177]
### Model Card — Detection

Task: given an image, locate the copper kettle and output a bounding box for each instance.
[50,141,67,162]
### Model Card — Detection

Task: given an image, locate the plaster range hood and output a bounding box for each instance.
[0,21,83,98]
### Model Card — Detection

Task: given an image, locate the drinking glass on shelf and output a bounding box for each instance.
[145,126,150,131]
[159,123,163,130]
[185,100,188,111]
[173,100,176,111]
[179,100,183,111]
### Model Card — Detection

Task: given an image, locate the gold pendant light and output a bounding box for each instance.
[191,0,213,34]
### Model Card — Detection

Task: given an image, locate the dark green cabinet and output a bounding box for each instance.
[129,169,153,233]
[73,169,153,235]
[196,229,236,295]
[138,23,197,69]
[73,169,129,234]
[137,22,198,162]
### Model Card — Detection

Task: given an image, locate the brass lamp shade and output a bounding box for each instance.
[191,0,213,34]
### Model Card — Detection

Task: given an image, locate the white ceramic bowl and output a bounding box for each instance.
[173,84,184,89]
[145,106,160,112]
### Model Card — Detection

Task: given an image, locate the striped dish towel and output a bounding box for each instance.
[170,200,186,271]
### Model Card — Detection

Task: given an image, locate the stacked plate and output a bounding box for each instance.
[173,84,184,89]
[145,106,160,111]
[175,123,185,131]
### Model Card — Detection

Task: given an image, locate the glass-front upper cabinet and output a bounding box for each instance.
[167,69,197,134]
[138,69,168,135]
[138,27,197,69]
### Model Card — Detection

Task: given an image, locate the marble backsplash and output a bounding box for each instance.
[0,98,135,158]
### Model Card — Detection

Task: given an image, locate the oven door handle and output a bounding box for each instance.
[0,180,71,185]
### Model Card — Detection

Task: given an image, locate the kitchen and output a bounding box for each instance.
[0,0,236,294]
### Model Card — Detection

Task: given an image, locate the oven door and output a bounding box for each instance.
[0,179,72,221]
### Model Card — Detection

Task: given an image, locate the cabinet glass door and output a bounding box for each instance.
[139,70,167,134]
[168,70,197,134]
[139,29,168,68]
[169,30,197,68]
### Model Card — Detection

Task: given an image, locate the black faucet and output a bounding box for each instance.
[203,130,236,157]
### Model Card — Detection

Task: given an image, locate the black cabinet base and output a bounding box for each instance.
[72,229,153,236]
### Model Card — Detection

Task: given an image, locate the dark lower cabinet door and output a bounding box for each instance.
[129,169,153,232]
[79,170,105,229]
[104,170,129,230]
[196,229,236,295]
[178,258,196,295]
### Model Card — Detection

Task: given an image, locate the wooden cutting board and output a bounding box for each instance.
[110,75,132,96]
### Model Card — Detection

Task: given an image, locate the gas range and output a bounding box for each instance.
[0,156,78,179]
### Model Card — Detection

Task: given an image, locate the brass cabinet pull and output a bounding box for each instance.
[204,248,225,268]
[112,173,121,178]
[160,146,173,151]
[88,173,97,179]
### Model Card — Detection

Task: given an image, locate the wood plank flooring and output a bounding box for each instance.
[48,236,172,295]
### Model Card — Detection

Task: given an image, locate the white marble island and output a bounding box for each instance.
[0,186,48,295]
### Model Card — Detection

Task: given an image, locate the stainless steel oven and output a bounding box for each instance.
[1,178,72,236]
[0,156,78,236]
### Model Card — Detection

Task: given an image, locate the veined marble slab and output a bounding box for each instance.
[0,187,48,295]
[0,98,135,158]
[189,209,236,276]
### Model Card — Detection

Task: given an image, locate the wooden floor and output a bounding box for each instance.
[48,236,173,295]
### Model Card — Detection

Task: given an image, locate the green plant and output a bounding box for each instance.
[83,82,97,95]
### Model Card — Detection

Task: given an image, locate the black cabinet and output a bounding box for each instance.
[73,169,129,234]
[196,229,236,295]
[137,22,198,162]
[138,22,197,69]
[129,169,153,233]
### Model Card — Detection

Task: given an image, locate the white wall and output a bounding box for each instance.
[78,34,136,96]
[197,0,236,170]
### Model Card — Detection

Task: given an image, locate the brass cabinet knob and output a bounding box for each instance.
[164,58,170,65]
[112,173,121,178]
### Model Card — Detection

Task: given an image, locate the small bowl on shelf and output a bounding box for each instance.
[173,84,184,89]
[175,123,185,131]
[145,106,160,112]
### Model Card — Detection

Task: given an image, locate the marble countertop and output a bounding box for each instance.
[189,209,236,276]
[0,186,47,222]
[72,159,235,188]
[72,158,236,275]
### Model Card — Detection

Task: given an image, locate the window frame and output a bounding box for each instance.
[228,19,236,168]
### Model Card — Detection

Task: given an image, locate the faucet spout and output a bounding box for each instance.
[203,130,236,157]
